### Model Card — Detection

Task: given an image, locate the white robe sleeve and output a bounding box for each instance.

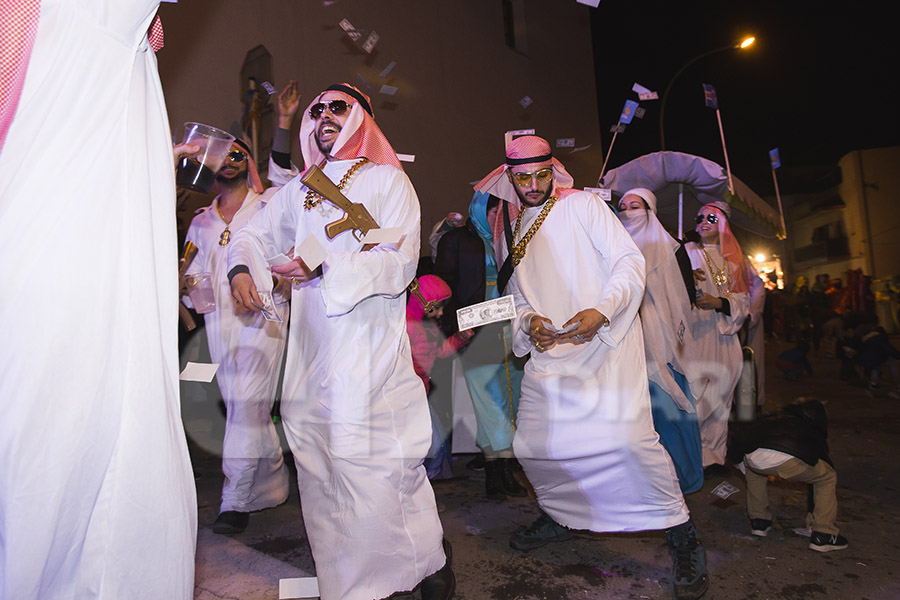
[720,289,750,336]
[578,195,647,348]
[509,270,538,358]
[227,184,298,289]
[319,168,420,317]
[267,155,300,187]
[181,214,206,310]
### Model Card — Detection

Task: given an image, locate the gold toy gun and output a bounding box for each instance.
[301,164,379,242]
[178,241,199,331]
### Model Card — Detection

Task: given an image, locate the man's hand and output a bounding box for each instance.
[559,309,608,345]
[231,272,262,314]
[693,268,707,283]
[173,143,200,166]
[277,80,301,129]
[695,293,723,311]
[271,256,320,285]
[529,315,558,352]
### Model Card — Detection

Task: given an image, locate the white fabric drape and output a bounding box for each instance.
[0,2,196,598]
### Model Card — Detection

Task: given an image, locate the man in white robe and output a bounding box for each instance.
[474,136,709,600]
[184,124,296,534]
[0,3,195,598]
[684,202,750,471]
[227,84,452,600]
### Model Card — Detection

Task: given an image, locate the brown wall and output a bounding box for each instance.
[157,0,604,251]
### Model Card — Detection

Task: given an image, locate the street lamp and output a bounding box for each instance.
[659,36,756,150]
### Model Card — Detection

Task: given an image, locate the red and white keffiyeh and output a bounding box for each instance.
[700,201,749,294]
[0,0,41,154]
[299,83,400,171]
[473,135,576,208]
[232,138,265,194]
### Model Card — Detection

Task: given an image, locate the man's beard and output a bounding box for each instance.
[215,170,248,188]
[315,119,341,156]
[516,184,552,208]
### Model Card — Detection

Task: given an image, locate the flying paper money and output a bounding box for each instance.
[457,295,516,331]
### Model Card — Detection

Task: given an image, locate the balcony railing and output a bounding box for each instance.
[794,237,850,264]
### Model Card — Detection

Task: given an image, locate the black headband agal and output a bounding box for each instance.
[506,153,552,166]
[232,138,253,156]
[325,84,373,117]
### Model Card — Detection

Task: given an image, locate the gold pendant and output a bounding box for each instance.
[219,227,231,247]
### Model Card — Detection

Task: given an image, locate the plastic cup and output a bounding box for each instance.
[185,273,217,314]
[176,123,236,193]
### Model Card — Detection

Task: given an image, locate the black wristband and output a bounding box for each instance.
[227,265,250,285]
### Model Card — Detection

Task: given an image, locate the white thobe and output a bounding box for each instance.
[185,188,290,513]
[685,243,750,466]
[745,262,766,407]
[0,2,196,598]
[509,192,688,532]
[227,159,445,600]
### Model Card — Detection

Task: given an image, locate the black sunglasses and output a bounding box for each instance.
[226,150,247,163]
[309,100,352,120]
[695,213,719,225]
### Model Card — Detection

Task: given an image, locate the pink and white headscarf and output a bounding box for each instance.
[232,138,264,194]
[473,135,575,208]
[299,83,401,171]
[700,201,749,294]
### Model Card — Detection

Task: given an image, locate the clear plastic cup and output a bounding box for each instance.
[185,273,217,314]
[176,123,235,193]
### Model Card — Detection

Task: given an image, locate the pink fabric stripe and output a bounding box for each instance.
[0,0,42,153]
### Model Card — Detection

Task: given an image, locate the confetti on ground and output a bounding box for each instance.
[465,525,484,535]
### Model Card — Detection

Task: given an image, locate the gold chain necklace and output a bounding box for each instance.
[303,158,369,210]
[701,245,731,293]
[215,200,236,247]
[511,196,558,266]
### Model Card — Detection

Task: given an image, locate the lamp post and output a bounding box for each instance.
[659,36,755,150]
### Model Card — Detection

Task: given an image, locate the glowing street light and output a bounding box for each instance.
[659,35,758,150]
[755,253,766,263]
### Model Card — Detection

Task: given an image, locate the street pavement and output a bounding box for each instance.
[186,338,900,600]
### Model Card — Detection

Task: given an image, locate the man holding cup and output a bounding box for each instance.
[182,82,301,534]
[227,84,453,600]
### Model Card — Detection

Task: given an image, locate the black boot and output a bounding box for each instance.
[484,459,505,499]
[500,458,528,497]
[420,539,456,600]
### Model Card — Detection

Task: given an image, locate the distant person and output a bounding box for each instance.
[406,275,473,479]
[728,399,849,552]
[434,191,527,500]
[684,201,749,475]
[617,187,704,494]
[776,340,813,381]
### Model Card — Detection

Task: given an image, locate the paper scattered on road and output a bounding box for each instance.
[710,481,740,499]
[180,362,219,382]
[279,577,319,599]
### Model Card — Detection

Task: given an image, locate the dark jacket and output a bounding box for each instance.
[433,220,508,364]
[727,399,831,467]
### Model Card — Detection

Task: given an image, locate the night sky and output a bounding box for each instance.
[589,1,899,195]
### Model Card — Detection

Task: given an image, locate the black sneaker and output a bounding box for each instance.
[750,518,772,537]
[809,531,848,552]
[509,512,573,551]
[212,511,249,534]
[666,520,710,600]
